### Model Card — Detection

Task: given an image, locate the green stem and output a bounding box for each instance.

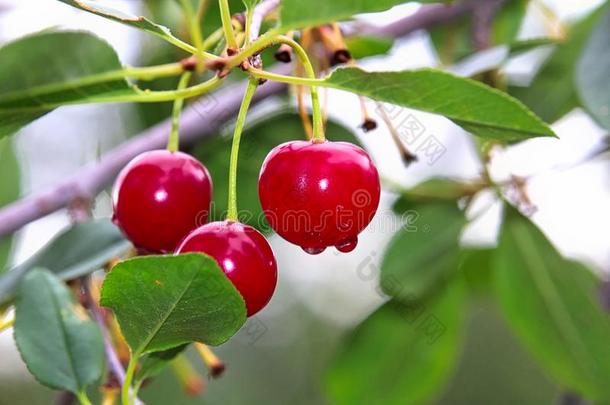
[227,78,259,221]
[219,0,238,50]
[197,0,211,21]
[3,76,223,113]
[0,317,14,333]
[76,391,93,405]
[202,27,224,51]
[167,72,193,152]
[180,0,205,71]
[162,33,217,60]
[248,67,324,86]
[233,34,325,141]
[0,63,185,104]
[122,354,139,405]
[244,7,255,46]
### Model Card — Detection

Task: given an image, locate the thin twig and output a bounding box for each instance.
[82,280,126,383]
[375,101,417,165]
[81,277,137,398]
[83,278,143,405]
[472,0,506,51]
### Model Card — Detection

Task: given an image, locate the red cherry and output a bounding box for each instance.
[258,140,380,254]
[176,221,277,316]
[112,150,212,253]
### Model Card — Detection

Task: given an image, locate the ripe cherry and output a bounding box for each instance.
[112,150,212,253]
[176,221,277,316]
[258,140,380,254]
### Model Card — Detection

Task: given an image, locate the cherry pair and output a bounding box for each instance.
[112,150,275,316]
[112,140,380,315]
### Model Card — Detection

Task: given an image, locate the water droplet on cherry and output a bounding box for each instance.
[302,246,326,255]
[336,237,358,253]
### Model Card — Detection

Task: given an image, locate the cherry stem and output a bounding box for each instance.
[375,102,417,163]
[75,391,93,405]
[167,72,193,152]
[0,316,14,334]
[160,31,218,61]
[236,34,324,141]
[244,7,255,46]
[227,77,259,222]
[195,343,225,376]
[202,27,225,51]
[247,66,322,85]
[171,354,204,394]
[219,0,238,50]
[179,0,205,72]
[122,354,140,405]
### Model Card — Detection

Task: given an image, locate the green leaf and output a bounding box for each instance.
[381,201,466,301]
[100,254,246,355]
[0,219,130,305]
[0,138,20,273]
[14,269,104,394]
[576,7,610,129]
[440,300,559,403]
[345,36,394,60]
[508,37,559,58]
[136,345,188,385]
[509,4,607,124]
[326,280,467,405]
[459,248,493,295]
[323,67,556,141]
[430,0,527,64]
[0,31,136,139]
[144,0,244,38]
[398,177,482,201]
[57,0,177,42]
[194,111,362,233]
[493,206,610,402]
[279,0,405,30]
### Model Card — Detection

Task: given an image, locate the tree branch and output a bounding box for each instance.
[0,1,473,238]
[472,0,506,51]
[356,2,474,38]
[249,0,280,44]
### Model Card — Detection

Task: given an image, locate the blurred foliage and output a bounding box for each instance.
[576,6,610,129]
[0,138,19,274]
[382,200,466,301]
[0,219,129,305]
[345,35,395,59]
[326,280,467,405]
[509,2,609,124]
[430,0,527,65]
[493,206,610,401]
[439,300,559,404]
